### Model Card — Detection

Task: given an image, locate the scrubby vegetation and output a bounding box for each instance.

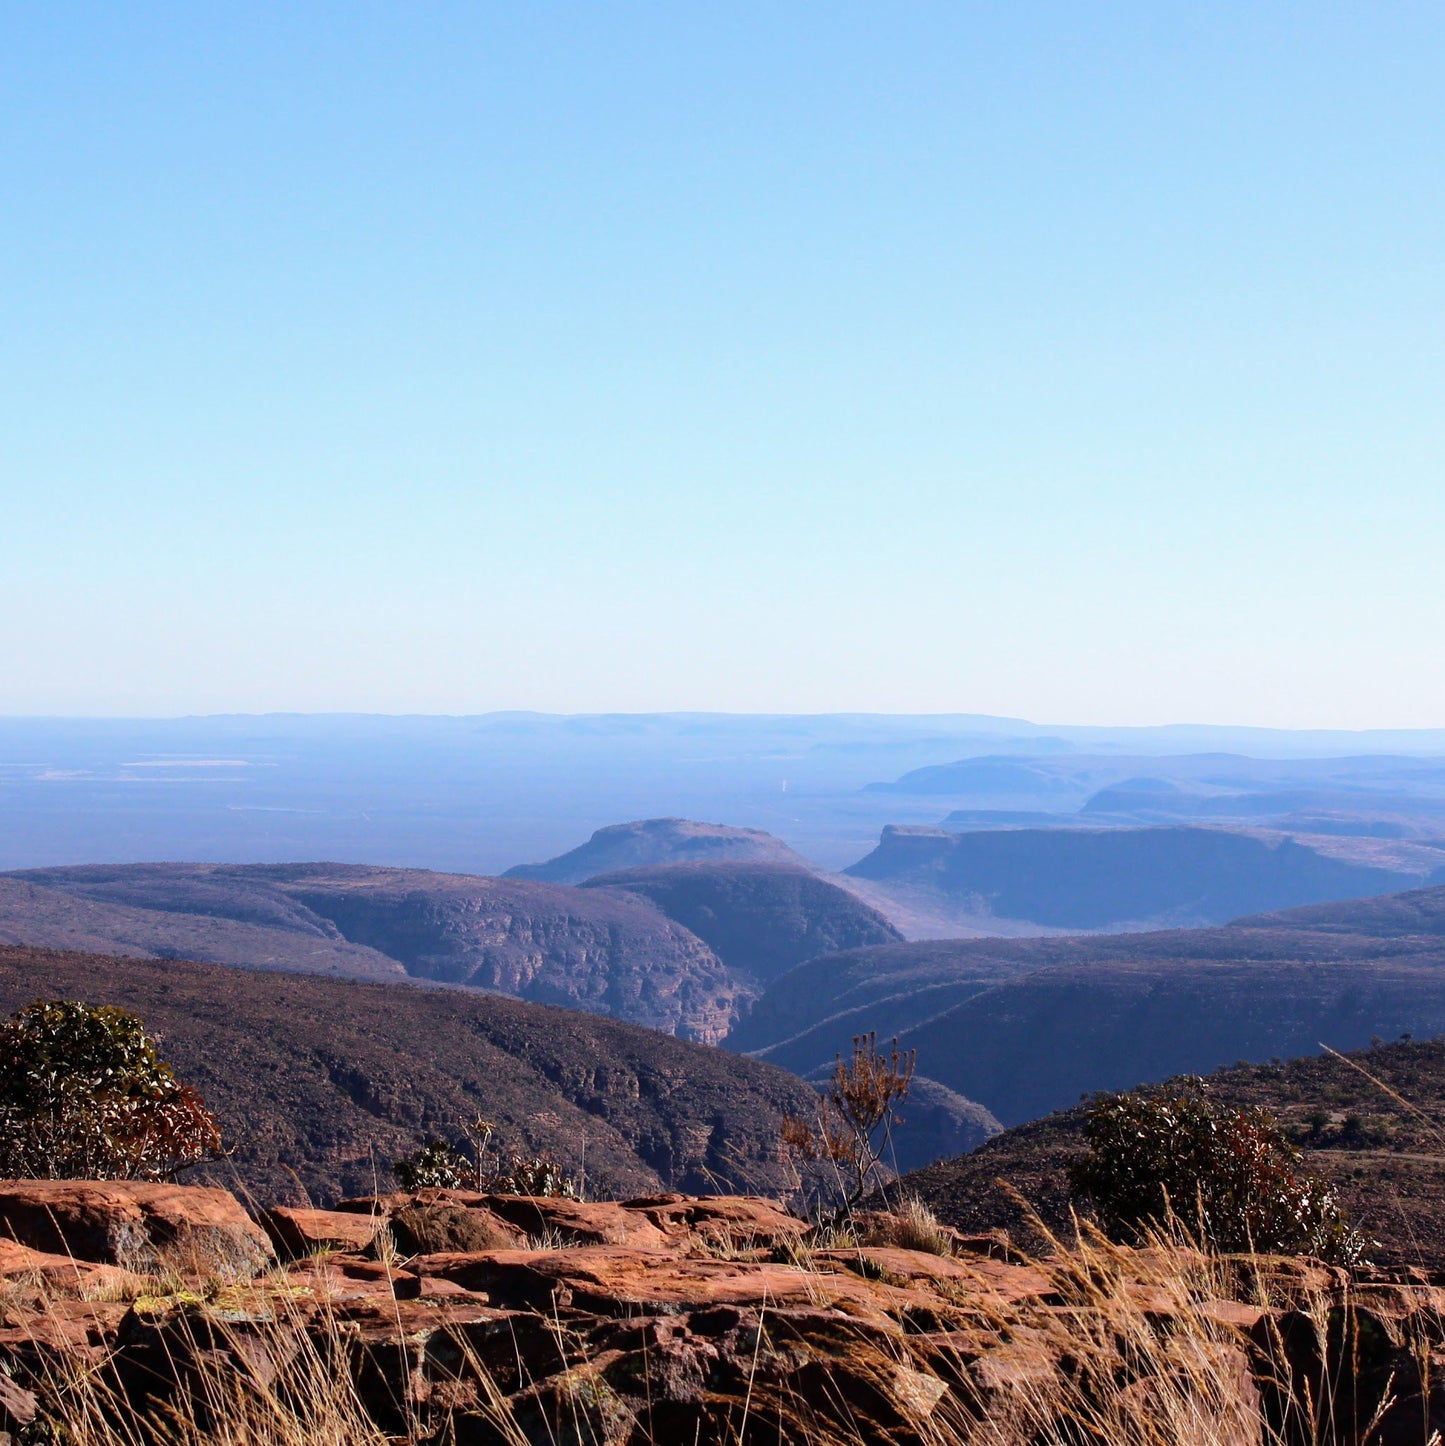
[392,1119,580,1198]
[0,999,219,1181]
[898,1036,1445,1264]
[781,1031,916,1215]
[1069,1082,1364,1263]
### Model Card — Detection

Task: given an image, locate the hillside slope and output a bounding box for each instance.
[505,818,810,883]
[0,945,818,1204]
[896,952,1445,1126]
[4,864,742,1041]
[0,877,409,981]
[898,1036,1445,1266]
[845,823,1440,932]
[737,884,1445,1127]
[582,862,902,986]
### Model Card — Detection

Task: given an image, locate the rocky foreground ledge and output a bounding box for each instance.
[1,1181,1444,1445]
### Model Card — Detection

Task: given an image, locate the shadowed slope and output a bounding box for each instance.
[0,945,818,1204]
[737,885,1445,1129]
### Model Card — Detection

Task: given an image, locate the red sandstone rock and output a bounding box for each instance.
[4,1194,1445,1445]
[0,1237,147,1297]
[258,1205,384,1258]
[478,1195,672,1249]
[0,1370,37,1434]
[0,1180,274,1277]
[624,1192,809,1250]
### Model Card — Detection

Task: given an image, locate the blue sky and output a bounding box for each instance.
[3,3,1442,725]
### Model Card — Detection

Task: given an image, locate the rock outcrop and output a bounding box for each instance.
[3,1182,1445,1444]
[0,1180,273,1277]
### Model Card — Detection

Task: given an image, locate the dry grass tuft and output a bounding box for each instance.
[860,1197,955,1256]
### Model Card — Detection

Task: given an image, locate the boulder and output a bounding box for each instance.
[0,1237,147,1297]
[478,1195,671,1249]
[257,1206,385,1259]
[386,1200,521,1255]
[0,1180,273,1277]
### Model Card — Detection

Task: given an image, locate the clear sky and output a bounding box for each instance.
[3,3,1442,726]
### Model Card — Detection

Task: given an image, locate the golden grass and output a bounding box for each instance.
[5,1222,1438,1446]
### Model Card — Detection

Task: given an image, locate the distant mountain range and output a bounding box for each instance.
[845,822,1445,933]
[9,715,1445,876]
[866,750,1445,839]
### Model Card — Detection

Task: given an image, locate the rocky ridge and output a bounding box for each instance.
[2,1179,1443,1445]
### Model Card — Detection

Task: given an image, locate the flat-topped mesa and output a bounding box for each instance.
[504,818,810,884]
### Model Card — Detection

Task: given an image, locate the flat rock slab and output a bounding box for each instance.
[0,1237,148,1297]
[0,1180,274,1277]
[337,1189,674,1249]
[259,1206,384,1258]
[412,1243,936,1321]
[624,1193,809,1249]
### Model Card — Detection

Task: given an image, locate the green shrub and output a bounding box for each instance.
[1069,1081,1364,1263]
[392,1132,579,1198]
[392,1136,470,1190]
[0,1000,221,1180]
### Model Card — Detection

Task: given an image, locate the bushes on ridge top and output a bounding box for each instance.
[1069,1080,1364,1263]
[392,1118,579,1198]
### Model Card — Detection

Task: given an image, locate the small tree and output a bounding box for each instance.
[781,1032,915,1217]
[1069,1081,1364,1263]
[0,1000,221,1181]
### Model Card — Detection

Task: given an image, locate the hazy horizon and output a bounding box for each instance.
[7,707,1445,737]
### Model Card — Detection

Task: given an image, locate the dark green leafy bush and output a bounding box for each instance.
[1069,1081,1364,1263]
[392,1127,579,1198]
[0,1000,221,1180]
[392,1136,470,1190]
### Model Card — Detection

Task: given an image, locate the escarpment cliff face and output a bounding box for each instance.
[272,868,742,1043]
[3,863,744,1043]
[845,823,1441,933]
